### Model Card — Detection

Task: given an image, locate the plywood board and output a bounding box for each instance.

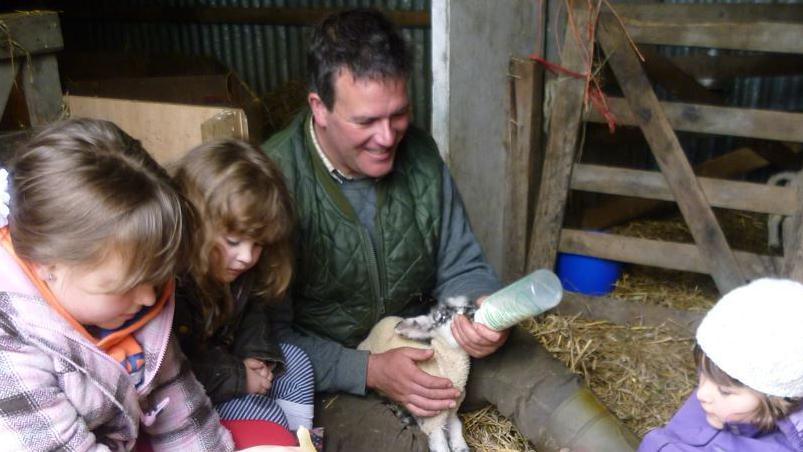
[67,95,248,165]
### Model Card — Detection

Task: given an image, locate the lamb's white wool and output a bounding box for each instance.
[358,297,472,452]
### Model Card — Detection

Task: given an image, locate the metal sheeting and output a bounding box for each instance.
[61,0,432,130]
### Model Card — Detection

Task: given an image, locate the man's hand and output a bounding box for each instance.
[244,358,275,395]
[366,347,461,417]
[452,296,509,358]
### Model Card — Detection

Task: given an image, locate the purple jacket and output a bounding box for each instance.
[639,393,803,451]
[0,241,235,451]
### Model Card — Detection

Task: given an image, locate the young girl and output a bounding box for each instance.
[639,278,803,451]
[0,118,235,450]
[171,139,315,433]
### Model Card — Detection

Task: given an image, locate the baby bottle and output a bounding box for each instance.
[474,269,563,331]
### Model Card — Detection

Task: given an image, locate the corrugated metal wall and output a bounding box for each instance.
[60,0,432,130]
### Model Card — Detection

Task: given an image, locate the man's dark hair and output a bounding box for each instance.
[307,8,411,110]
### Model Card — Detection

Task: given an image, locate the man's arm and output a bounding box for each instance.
[432,165,502,301]
[433,165,510,357]
[267,294,370,395]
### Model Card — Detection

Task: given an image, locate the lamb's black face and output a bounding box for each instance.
[430,303,476,328]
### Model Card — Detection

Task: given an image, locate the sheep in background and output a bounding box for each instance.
[358,296,474,452]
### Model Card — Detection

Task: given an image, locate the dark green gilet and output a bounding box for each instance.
[262,113,442,347]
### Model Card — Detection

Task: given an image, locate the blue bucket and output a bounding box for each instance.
[556,253,622,296]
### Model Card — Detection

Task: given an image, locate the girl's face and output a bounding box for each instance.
[696,372,762,429]
[213,232,263,283]
[42,255,157,329]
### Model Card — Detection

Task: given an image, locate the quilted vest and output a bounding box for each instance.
[263,112,442,347]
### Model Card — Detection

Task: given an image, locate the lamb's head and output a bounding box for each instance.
[394,296,476,348]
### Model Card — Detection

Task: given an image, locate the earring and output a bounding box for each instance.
[46,272,56,282]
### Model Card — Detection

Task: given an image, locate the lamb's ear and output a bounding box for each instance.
[395,316,435,340]
[445,296,470,308]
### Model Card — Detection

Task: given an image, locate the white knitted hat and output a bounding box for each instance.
[696,278,803,398]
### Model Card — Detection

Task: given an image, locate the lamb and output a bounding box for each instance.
[357,296,474,452]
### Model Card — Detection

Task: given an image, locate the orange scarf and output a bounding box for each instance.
[0,227,171,369]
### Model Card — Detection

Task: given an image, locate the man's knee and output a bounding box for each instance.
[315,393,429,452]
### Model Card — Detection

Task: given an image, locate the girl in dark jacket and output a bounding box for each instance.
[172,139,314,432]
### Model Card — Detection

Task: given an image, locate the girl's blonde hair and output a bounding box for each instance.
[172,139,294,336]
[695,346,802,431]
[9,118,193,290]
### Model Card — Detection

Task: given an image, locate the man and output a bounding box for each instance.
[263,8,638,451]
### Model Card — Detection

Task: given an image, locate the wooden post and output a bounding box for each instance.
[526,15,589,272]
[0,11,64,125]
[503,57,543,281]
[596,13,745,293]
[783,170,803,281]
[22,54,64,125]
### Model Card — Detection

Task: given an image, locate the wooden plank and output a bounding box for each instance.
[22,54,64,126]
[585,97,803,143]
[556,292,704,336]
[559,229,781,280]
[526,17,589,272]
[0,11,63,59]
[572,163,796,216]
[613,4,803,22]
[68,95,248,165]
[503,58,543,281]
[624,22,803,54]
[669,54,803,87]
[597,14,744,293]
[580,147,771,229]
[574,5,803,53]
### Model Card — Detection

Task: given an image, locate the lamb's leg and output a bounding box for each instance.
[446,411,468,452]
[426,427,450,452]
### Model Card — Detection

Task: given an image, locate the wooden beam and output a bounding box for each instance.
[623,21,803,55]
[62,6,430,28]
[556,292,704,336]
[22,54,63,126]
[572,163,796,216]
[612,4,803,22]
[597,14,745,292]
[559,229,781,279]
[606,5,803,54]
[503,58,543,281]
[580,147,771,229]
[526,17,589,272]
[669,54,803,86]
[586,97,803,143]
[0,11,63,59]
[783,170,803,281]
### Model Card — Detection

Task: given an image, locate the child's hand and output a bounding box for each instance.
[244,358,274,395]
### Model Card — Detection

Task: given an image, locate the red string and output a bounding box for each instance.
[529,54,616,134]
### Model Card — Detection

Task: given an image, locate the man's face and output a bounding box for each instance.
[309,69,411,179]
